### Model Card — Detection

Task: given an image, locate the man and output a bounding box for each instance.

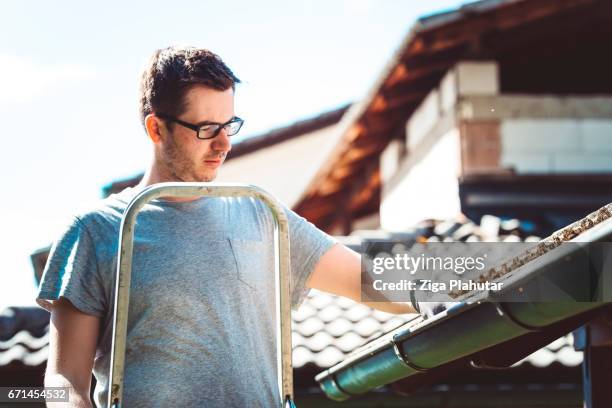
[37,46,415,408]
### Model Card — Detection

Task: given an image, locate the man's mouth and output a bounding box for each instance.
[204,158,223,167]
[204,152,226,167]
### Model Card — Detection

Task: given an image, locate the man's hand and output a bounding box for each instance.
[46,297,100,407]
[306,244,417,314]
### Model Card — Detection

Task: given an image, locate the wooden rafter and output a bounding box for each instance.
[385,60,452,89]
[408,0,595,60]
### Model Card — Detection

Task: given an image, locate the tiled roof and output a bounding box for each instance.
[293,290,411,368]
[0,334,48,367]
[295,290,583,369]
[514,334,582,368]
[0,300,582,371]
[0,307,49,367]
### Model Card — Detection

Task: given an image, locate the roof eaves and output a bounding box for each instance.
[294,23,422,205]
[415,0,524,32]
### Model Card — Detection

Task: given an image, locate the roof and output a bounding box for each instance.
[0,298,581,371]
[294,0,612,231]
[0,307,49,367]
[101,104,349,198]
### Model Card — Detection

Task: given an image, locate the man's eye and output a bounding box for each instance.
[200,125,214,131]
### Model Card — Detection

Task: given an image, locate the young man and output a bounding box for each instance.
[37,46,415,408]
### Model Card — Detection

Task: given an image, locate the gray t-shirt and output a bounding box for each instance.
[36,187,336,408]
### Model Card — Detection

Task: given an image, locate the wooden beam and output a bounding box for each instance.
[384,61,452,89]
[330,165,354,181]
[322,163,381,233]
[339,143,385,166]
[371,91,423,114]
[382,73,441,101]
[386,63,409,88]
[483,1,610,57]
[381,93,422,114]
[321,192,381,233]
[344,123,365,143]
[317,179,344,197]
[371,95,387,112]
[361,115,408,138]
[407,0,596,61]
[296,190,345,221]
[402,42,471,72]
[336,188,353,235]
[319,156,380,196]
[350,165,381,212]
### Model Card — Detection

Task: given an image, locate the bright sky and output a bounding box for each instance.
[0,0,468,309]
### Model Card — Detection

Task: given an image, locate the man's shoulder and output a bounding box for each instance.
[70,187,136,233]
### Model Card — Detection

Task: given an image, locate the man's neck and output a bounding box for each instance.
[136,165,200,203]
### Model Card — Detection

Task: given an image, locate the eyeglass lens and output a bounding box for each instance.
[199,120,242,139]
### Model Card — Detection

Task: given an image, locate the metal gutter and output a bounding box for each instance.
[315,217,612,401]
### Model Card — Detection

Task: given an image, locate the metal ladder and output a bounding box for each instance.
[107,182,296,408]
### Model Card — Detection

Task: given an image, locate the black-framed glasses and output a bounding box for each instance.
[156,112,244,140]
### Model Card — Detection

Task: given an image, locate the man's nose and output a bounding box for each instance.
[212,128,232,152]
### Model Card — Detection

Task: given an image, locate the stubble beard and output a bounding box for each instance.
[161,134,218,183]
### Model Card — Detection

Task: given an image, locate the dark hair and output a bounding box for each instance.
[138,46,241,129]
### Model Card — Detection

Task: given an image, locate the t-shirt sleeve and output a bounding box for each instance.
[36,216,106,317]
[285,206,337,310]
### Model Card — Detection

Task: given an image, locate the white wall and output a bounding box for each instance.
[440,61,499,115]
[217,125,341,207]
[381,128,461,231]
[407,90,440,152]
[455,62,499,96]
[500,119,612,173]
[380,139,403,183]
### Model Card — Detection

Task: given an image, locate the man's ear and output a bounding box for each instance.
[144,114,164,143]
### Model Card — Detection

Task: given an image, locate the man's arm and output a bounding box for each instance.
[46,297,100,407]
[306,243,417,314]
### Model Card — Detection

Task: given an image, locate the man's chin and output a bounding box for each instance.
[196,171,218,183]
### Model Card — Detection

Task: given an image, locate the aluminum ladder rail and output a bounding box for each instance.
[107,182,296,408]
